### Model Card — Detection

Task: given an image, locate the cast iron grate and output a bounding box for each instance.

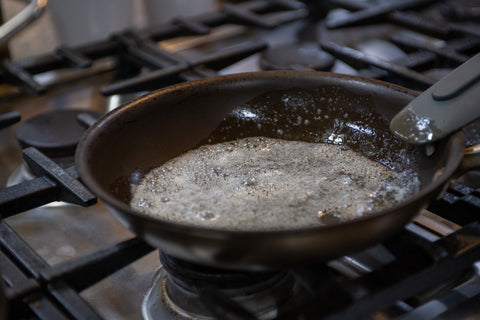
[319,0,480,90]
[0,147,96,217]
[0,112,20,130]
[0,0,307,97]
[0,220,153,320]
[0,0,480,319]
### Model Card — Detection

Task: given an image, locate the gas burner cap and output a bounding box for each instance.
[160,253,279,289]
[16,109,101,158]
[260,42,335,71]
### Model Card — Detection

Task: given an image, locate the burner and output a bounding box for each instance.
[260,42,335,71]
[142,254,296,320]
[7,109,101,196]
[16,109,101,160]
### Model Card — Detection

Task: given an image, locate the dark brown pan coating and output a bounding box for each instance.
[76,71,464,270]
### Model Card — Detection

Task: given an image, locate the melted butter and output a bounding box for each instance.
[130,137,420,230]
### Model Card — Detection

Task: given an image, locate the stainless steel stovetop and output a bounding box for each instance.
[1,1,480,319]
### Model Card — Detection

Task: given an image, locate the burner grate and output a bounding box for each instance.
[319,0,480,90]
[0,147,96,217]
[0,0,307,98]
[100,39,269,95]
[0,111,20,130]
[429,183,480,226]
[0,220,153,320]
[1,0,480,319]
[274,224,480,320]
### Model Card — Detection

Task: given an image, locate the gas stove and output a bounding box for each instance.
[0,1,480,319]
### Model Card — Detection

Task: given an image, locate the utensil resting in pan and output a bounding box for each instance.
[391,52,480,145]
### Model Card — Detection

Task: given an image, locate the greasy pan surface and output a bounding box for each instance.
[76,71,465,270]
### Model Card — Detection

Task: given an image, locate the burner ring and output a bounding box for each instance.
[260,42,335,71]
[16,109,100,158]
[160,253,282,289]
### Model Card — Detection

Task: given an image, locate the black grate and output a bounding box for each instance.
[0,0,480,319]
[0,112,20,130]
[0,0,307,97]
[278,224,480,319]
[0,220,153,320]
[0,147,96,217]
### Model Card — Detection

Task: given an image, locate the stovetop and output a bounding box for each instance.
[0,1,480,319]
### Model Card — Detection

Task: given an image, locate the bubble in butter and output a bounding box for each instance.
[130,137,419,230]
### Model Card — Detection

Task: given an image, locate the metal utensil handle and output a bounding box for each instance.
[390,52,480,145]
[0,0,47,46]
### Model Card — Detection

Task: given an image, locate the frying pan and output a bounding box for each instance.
[76,71,472,271]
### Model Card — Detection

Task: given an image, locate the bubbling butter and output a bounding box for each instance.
[130,137,420,230]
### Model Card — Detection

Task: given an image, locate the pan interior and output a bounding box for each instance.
[200,87,417,171]
[84,78,452,229]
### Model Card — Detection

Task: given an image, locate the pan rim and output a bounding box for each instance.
[76,70,465,237]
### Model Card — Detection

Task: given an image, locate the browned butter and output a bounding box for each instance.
[130,137,419,230]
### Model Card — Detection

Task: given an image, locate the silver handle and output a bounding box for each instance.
[0,0,47,46]
[390,52,480,145]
